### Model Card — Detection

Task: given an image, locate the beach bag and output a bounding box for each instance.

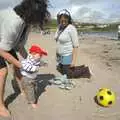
[67,65,91,79]
[57,64,91,79]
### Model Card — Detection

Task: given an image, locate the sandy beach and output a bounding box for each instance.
[4,32,120,120]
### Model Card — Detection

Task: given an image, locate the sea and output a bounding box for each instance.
[79,31,119,40]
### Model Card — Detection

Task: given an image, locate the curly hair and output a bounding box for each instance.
[14,0,50,27]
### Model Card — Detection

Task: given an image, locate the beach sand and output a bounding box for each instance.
[4,32,120,120]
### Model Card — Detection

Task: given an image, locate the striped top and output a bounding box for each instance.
[21,54,40,79]
[55,24,79,56]
[21,54,46,79]
[20,54,47,79]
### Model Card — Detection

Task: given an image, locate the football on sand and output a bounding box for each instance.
[96,88,116,107]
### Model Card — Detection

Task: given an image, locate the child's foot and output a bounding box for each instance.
[0,106,11,117]
[20,90,25,96]
[31,103,38,109]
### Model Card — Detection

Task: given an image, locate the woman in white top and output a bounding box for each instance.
[55,9,79,77]
[0,0,50,118]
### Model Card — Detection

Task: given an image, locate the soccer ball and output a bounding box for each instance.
[96,88,116,107]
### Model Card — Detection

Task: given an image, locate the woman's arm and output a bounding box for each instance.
[71,47,79,67]
[70,25,79,67]
[0,48,22,68]
[18,46,28,59]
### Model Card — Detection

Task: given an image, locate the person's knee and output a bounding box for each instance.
[0,67,8,79]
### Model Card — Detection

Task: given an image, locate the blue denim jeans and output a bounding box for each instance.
[56,54,72,65]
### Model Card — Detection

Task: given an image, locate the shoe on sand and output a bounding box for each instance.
[53,80,62,85]
[48,79,62,85]
[58,84,66,89]
[54,74,67,81]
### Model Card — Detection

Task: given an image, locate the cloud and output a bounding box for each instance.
[0,1,13,9]
[107,12,120,22]
[68,0,120,6]
[71,6,106,23]
[67,0,120,23]
[109,13,120,19]
[0,0,22,9]
[87,11,105,23]
[73,7,91,17]
[68,0,98,5]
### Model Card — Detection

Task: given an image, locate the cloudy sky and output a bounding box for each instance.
[0,0,120,23]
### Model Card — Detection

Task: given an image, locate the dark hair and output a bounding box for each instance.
[14,0,50,27]
[57,9,72,25]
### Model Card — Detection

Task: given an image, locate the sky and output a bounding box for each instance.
[0,0,120,23]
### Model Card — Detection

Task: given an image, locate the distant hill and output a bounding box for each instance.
[32,19,120,32]
[74,22,120,32]
[44,19,57,29]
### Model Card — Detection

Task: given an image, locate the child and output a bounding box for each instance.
[21,44,48,108]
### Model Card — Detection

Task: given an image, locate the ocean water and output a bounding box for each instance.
[79,31,118,40]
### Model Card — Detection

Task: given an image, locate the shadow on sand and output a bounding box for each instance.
[5,73,55,108]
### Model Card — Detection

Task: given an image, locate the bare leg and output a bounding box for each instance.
[0,67,10,117]
[13,47,27,94]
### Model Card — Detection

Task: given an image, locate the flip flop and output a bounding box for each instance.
[65,85,72,90]
[54,74,67,81]
[48,79,62,85]
[53,80,62,85]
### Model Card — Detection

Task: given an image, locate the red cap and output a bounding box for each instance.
[29,45,48,56]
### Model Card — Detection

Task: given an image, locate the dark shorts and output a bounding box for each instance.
[0,49,18,69]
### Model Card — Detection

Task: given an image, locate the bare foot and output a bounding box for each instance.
[20,90,25,96]
[31,104,38,109]
[20,92,25,96]
[0,106,11,117]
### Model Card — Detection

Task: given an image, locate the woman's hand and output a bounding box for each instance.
[70,62,75,67]
[71,47,79,67]
[18,46,28,59]
[0,48,22,68]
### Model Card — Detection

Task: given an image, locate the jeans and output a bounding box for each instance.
[56,54,72,76]
[56,54,72,65]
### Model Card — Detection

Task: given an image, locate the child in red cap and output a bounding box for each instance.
[21,44,48,108]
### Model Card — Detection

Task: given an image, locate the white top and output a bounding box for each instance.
[55,24,79,56]
[0,7,24,51]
